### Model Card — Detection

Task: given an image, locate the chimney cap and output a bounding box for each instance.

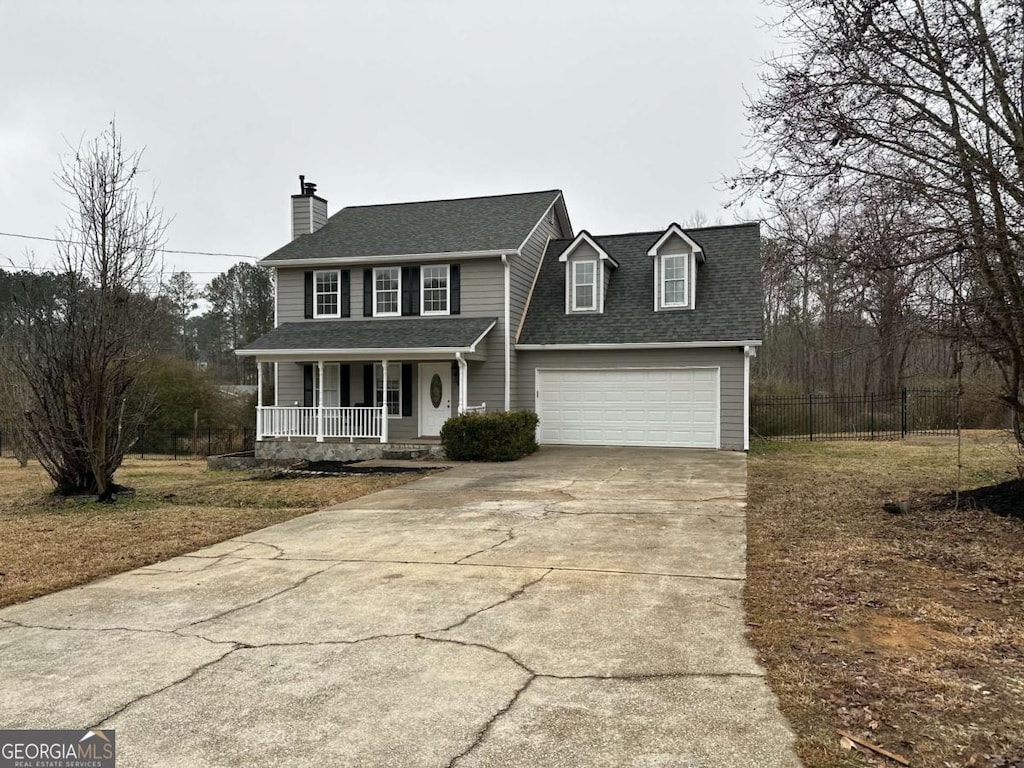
[296,174,318,197]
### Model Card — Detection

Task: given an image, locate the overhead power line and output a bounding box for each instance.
[0,230,258,259]
[3,264,238,275]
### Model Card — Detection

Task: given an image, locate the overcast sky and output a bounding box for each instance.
[0,0,777,288]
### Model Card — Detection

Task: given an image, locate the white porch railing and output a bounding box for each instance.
[257,406,388,442]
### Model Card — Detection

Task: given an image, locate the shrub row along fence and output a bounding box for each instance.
[751,388,987,441]
[0,428,255,460]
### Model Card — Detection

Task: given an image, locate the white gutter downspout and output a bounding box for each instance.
[743,346,757,451]
[502,253,511,411]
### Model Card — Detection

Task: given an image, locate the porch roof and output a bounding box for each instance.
[236,317,497,359]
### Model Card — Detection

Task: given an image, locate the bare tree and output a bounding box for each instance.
[3,122,167,498]
[733,0,1024,438]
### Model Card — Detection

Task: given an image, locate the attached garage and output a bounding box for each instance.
[535,367,720,448]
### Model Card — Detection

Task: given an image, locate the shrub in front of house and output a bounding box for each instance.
[440,411,540,461]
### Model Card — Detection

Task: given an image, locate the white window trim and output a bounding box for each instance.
[660,253,689,309]
[313,269,341,319]
[374,362,403,418]
[571,259,597,311]
[420,264,451,316]
[372,266,401,317]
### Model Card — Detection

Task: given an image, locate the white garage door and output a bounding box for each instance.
[536,368,719,448]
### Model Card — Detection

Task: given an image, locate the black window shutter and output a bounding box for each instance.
[363,270,373,317]
[401,363,413,417]
[303,364,314,407]
[304,271,314,319]
[362,364,374,406]
[401,267,420,316]
[340,270,351,318]
[338,364,350,407]
[450,264,461,315]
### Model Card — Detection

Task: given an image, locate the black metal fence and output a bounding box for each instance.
[751,388,963,441]
[0,427,254,460]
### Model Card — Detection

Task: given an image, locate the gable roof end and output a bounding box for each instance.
[647,223,706,264]
[557,230,619,267]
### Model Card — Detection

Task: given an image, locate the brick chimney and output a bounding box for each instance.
[291,175,328,239]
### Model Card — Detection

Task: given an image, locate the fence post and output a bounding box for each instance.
[140,429,145,460]
[173,432,178,461]
[870,392,875,440]
[901,388,908,438]
[207,427,212,457]
[808,394,814,441]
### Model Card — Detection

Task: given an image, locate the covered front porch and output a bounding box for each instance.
[236,316,497,444]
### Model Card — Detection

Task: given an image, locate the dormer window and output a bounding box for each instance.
[661,254,688,307]
[558,230,618,315]
[648,223,705,312]
[572,260,597,310]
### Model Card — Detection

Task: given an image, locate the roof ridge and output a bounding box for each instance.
[546,222,759,244]
[338,189,562,211]
[589,222,759,240]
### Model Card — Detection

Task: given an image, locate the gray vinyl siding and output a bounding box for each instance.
[273,253,520,417]
[276,267,306,323]
[509,205,564,405]
[290,197,328,239]
[458,259,505,410]
[277,266,367,322]
[311,199,328,232]
[514,347,746,450]
[290,199,311,240]
[275,361,304,407]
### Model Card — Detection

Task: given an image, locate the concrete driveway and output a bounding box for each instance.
[0,446,798,767]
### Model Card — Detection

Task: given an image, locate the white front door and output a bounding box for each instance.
[419,363,452,437]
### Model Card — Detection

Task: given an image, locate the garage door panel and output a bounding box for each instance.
[537,368,719,448]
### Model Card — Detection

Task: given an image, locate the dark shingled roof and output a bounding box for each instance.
[262,190,562,263]
[518,223,762,345]
[239,317,497,353]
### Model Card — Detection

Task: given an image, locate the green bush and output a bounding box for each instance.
[441,411,540,461]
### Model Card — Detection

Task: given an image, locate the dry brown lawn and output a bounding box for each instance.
[747,432,1024,768]
[0,458,430,608]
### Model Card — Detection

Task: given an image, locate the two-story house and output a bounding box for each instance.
[237,179,762,459]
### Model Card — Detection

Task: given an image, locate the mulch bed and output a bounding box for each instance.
[256,460,432,480]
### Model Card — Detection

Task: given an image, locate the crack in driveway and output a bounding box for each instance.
[92,644,241,728]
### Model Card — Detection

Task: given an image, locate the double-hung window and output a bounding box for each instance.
[572,260,596,311]
[374,363,401,417]
[661,254,688,308]
[373,267,400,316]
[314,270,340,318]
[421,265,450,315]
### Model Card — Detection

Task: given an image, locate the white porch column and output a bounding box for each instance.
[456,353,468,415]
[316,359,325,442]
[380,359,389,443]
[256,361,264,441]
